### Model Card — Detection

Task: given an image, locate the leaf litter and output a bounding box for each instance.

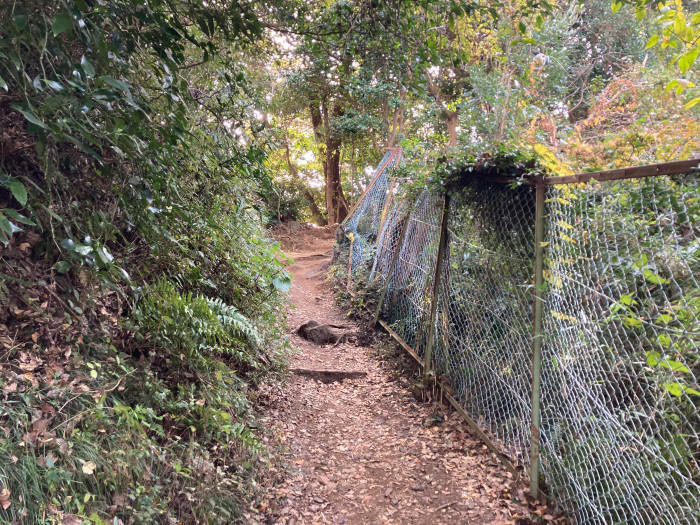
[253,226,565,525]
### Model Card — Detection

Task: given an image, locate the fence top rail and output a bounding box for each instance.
[541,158,699,185]
[445,159,699,188]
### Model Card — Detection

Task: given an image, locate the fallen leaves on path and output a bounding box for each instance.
[253,230,564,525]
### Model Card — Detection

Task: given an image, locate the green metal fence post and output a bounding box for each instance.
[373,211,411,326]
[423,194,450,378]
[529,179,546,498]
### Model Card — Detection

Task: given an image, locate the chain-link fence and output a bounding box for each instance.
[338,155,700,524]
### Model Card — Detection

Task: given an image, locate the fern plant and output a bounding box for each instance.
[130,279,262,367]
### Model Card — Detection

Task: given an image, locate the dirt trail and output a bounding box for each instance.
[259,224,552,525]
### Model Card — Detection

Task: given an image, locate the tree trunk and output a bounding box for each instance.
[302,188,326,225]
[284,138,327,225]
[311,100,348,225]
[446,110,458,147]
[326,102,348,223]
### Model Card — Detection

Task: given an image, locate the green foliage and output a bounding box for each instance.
[0,0,287,522]
[130,279,263,366]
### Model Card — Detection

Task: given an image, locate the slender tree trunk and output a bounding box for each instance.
[302,188,326,225]
[426,74,459,148]
[310,100,348,224]
[446,110,458,147]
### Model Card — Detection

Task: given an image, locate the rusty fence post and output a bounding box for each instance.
[529,179,546,498]
[423,194,450,379]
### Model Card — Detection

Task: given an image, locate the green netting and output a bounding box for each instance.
[341,158,699,524]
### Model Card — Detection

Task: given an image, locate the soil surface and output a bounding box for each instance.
[256,223,560,525]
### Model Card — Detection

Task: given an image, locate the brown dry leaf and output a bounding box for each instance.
[0,488,11,510]
[32,418,50,434]
[31,332,39,343]
[62,514,82,525]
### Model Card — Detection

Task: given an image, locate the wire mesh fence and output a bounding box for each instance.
[343,149,401,269]
[338,153,700,524]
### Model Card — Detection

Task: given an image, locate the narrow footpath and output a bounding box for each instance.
[258,224,557,525]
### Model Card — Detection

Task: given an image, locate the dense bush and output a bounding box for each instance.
[0,0,288,522]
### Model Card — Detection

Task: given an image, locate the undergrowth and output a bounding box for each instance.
[0,1,289,523]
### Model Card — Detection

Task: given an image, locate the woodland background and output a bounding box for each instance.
[0,0,698,523]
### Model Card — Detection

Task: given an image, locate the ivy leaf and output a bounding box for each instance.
[51,14,72,37]
[8,180,27,206]
[61,238,76,250]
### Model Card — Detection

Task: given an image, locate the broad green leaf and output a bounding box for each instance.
[657,333,671,348]
[95,246,114,265]
[45,80,64,92]
[0,214,12,235]
[657,313,673,324]
[646,350,660,367]
[620,293,634,306]
[678,47,698,74]
[10,103,47,129]
[0,75,7,91]
[53,260,72,273]
[272,275,292,293]
[8,180,27,206]
[659,359,690,374]
[52,14,72,36]
[643,268,670,285]
[61,238,76,250]
[74,244,93,256]
[99,76,131,92]
[643,34,659,50]
[623,316,643,328]
[81,55,95,78]
[664,382,683,398]
[4,209,34,225]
